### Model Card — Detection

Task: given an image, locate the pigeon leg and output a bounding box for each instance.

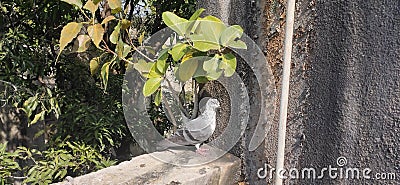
[195,143,209,156]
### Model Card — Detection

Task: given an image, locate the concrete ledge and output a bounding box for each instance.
[54,146,240,185]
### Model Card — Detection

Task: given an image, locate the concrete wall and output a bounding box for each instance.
[199,0,399,184]
[54,147,241,185]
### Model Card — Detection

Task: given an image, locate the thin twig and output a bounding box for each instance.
[124,29,155,62]
[101,40,133,64]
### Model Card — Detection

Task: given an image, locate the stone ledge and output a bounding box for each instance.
[53,146,240,185]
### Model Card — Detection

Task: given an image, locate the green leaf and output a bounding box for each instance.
[123,43,131,58]
[61,0,82,8]
[73,35,91,52]
[189,8,205,21]
[138,32,145,45]
[110,22,121,44]
[59,22,82,54]
[148,63,163,78]
[200,55,224,80]
[226,40,247,49]
[133,59,153,77]
[87,24,104,48]
[121,19,131,30]
[194,76,209,83]
[203,56,219,73]
[154,90,162,106]
[220,53,237,77]
[185,9,205,35]
[206,69,223,80]
[116,39,131,59]
[220,25,247,49]
[169,43,188,61]
[83,0,98,14]
[143,77,163,97]
[156,58,167,74]
[175,57,199,82]
[162,11,189,36]
[30,111,45,126]
[191,40,220,52]
[201,15,224,23]
[90,57,100,75]
[101,62,111,90]
[188,17,227,51]
[108,0,122,12]
[101,15,116,24]
[198,16,226,44]
[93,0,102,4]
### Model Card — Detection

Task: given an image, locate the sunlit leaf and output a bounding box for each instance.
[198,16,226,44]
[133,59,153,77]
[61,0,82,8]
[121,19,131,30]
[108,0,122,12]
[181,50,194,63]
[143,77,163,97]
[90,57,100,75]
[220,53,237,77]
[59,22,82,54]
[101,16,116,24]
[110,22,121,44]
[185,9,205,35]
[189,8,205,21]
[175,57,198,82]
[169,43,188,61]
[206,70,223,80]
[73,35,91,52]
[220,25,243,46]
[148,63,163,78]
[101,62,111,90]
[123,43,131,58]
[87,24,104,48]
[191,40,220,52]
[162,11,189,36]
[83,0,99,14]
[138,32,145,45]
[156,58,167,74]
[154,90,162,106]
[226,40,247,49]
[194,76,208,83]
[116,39,131,59]
[30,111,45,126]
[203,56,219,73]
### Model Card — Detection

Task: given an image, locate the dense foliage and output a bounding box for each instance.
[0,0,196,183]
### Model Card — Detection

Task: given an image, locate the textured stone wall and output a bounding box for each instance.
[53,147,241,185]
[199,0,399,184]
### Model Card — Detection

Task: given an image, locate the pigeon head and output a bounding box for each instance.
[207,98,220,109]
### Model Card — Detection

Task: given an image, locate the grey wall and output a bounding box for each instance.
[298,0,400,184]
[199,0,399,184]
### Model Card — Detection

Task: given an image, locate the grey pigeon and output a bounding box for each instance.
[156,98,220,154]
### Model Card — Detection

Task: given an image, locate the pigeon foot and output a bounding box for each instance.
[195,147,209,156]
